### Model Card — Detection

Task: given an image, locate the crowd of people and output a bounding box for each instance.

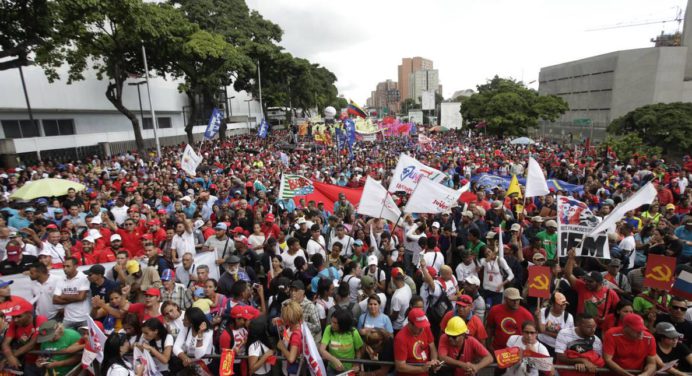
[0,128,690,376]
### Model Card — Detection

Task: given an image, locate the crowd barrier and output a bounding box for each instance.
[0,251,220,299]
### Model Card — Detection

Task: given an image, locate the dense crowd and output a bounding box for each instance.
[0,128,690,376]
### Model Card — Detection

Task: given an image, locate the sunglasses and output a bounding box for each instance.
[670,306,687,311]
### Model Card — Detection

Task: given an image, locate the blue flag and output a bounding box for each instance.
[204,108,224,139]
[258,118,269,139]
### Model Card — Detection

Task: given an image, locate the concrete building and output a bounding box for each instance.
[538,0,692,141]
[0,64,262,164]
[367,80,400,115]
[409,69,440,104]
[397,57,433,104]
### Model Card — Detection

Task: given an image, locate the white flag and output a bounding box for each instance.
[302,322,327,376]
[357,177,402,224]
[134,346,163,376]
[587,182,657,237]
[404,177,464,214]
[388,153,446,194]
[87,316,107,362]
[180,144,203,176]
[525,157,549,197]
[498,224,504,258]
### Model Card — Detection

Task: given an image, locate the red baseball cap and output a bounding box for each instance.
[162,196,171,203]
[230,305,260,320]
[144,288,161,297]
[623,313,646,332]
[147,219,160,226]
[391,267,404,279]
[6,245,21,262]
[157,209,167,215]
[265,213,275,223]
[46,224,58,230]
[456,294,473,307]
[231,226,245,234]
[6,299,33,317]
[407,308,430,328]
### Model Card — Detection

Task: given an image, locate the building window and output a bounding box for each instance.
[42,119,76,136]
[142,117,172,129]
[1,120,40,139]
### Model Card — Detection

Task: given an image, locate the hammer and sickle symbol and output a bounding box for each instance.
[646,265,672,282]
[529,274,549,290]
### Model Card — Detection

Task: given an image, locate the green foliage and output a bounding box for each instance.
[600,134,663,161]
[400,98,420,114]
[461,76,568,137]
[0,0,55,71]
[607,102,692,154]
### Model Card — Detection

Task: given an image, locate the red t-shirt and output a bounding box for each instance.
[440,313,488,342]
[151,228,167,246]
[603,327,655,371]
[437,334,489,376]
[486,304,535,350]
[573,279,620,319]
[72,250,98,265]
[394,325,434,376]
[95,248,117,263]
[127,303,163,323]
[6,314,48,363]
[116,228,145,257]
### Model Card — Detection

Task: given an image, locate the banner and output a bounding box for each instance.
[0,251,220,303]
[87,316,107,362]
[278,174,314,200]
[527,266,552,298]
[302,322,327,376]
[180,145,203,177]
[494,347,521,369]
[220,349,236,376]
[357,177,401,224]
[204,108,224,139]
[404,177,465,214]
[587,182,657,237]
[295,181,364,214]
[258,118,269,139]
[525,157,549,198]
[388,153,446,194]
[643,255,676,290]
[506,175,522,198]
[671,270,692,300]
[134,346,163,376]
[472,174,584,195]
[556,196,609,259]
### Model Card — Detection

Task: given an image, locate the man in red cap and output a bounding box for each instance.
[260,213,281,240]
[147,219,167,246]
[1,297,47,373]
[394,308,441,376]
[389,267,413,332]
[603,313,657,376]
[218,304,259,375]
[127,287,163,323]
[0,240,38,275]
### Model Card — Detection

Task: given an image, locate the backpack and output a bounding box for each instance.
[328,302,357,328]
[212,324,235,355]
[425,281,452,327]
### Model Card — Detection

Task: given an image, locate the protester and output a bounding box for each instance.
[603,313,657,376]
[486,287,534,351]
[504,321,551,376]
[437,317,493,376]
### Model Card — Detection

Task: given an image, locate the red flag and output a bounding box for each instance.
[220,349,235,376]
[494,347,521,369]
[644,254,676,291]
[528,266,552,299]
[293,181,364,213]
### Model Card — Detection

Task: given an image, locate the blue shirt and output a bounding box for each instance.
[8,214,31,229]
[357,312,393,333]
[674,226,692,257]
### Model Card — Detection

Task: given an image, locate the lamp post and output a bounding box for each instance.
[127,81,147,127]
[141,44,161,158]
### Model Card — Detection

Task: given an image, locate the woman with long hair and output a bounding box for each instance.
[122,313,142,346]
[101,333,144,376]
[276,301,303,376]
[319,307,363,376]
[172,307,214,373]
[247,318,274,376]
[161,301,185,341]
[136,318,173,375]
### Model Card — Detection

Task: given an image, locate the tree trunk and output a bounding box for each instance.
[106,77,146,158]
[185,91,196,145]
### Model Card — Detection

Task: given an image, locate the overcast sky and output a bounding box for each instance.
[246,0,687,104]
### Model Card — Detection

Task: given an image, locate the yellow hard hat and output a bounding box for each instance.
[444,316,468,336]
[126,260,141,274]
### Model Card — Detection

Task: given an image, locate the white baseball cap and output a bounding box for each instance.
[464,275,481,286]
[110,234,122,242]
[367,255,378,266]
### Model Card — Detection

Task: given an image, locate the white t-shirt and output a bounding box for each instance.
[537,308,574,348]
[316,297,335,320]
[358,292,387,313]
[365,267,386,286]
[248,341,272,375]
[390,284,412,330]
[281,249,307,272]
[172,231,196,257]
[619,235,636,268]
[106,363,134,376]
[423,251,444,273]
[421,281,443,311]
[329,235,354,257]
[248,234,266,252]
[54,271,90,322]
[455,262,478,283]
[42,241,66,264]
[23,243,38,257]
[554,327,603,355]
[31,274,62,319]
[342,275,361,303]
[138,334,174,372]
[306,237,327,260]
[439,278,458,301]
[110,205,129,225]
[504,335,550,376]
[479,257,513,292]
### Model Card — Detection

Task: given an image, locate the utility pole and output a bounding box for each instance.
[257,60,263,120]
[18,66,40,161]
[141,44,161,158]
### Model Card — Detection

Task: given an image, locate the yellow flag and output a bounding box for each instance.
[506,174,522,198]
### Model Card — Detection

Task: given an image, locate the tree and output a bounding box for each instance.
[39,0,194,157]
[400,98,420,115]
[608,102,692,155]
[0,0,55,71]
[600,134,662,161]
[461,76,568,137]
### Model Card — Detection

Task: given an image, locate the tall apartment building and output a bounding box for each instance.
[409,69,440,104]
[398,57,433,104]
[366,80,400,115]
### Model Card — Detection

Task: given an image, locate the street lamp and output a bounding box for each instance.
[128,81,147,127]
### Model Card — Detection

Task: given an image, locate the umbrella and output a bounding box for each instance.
[510,137,535,145]
[9,178,86,201]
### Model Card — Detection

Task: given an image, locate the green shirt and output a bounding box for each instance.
[536,231,558,260]
[633,293,671,315]
[321,325,363,370]
[41,328,81,376]
[466,240,486,258]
